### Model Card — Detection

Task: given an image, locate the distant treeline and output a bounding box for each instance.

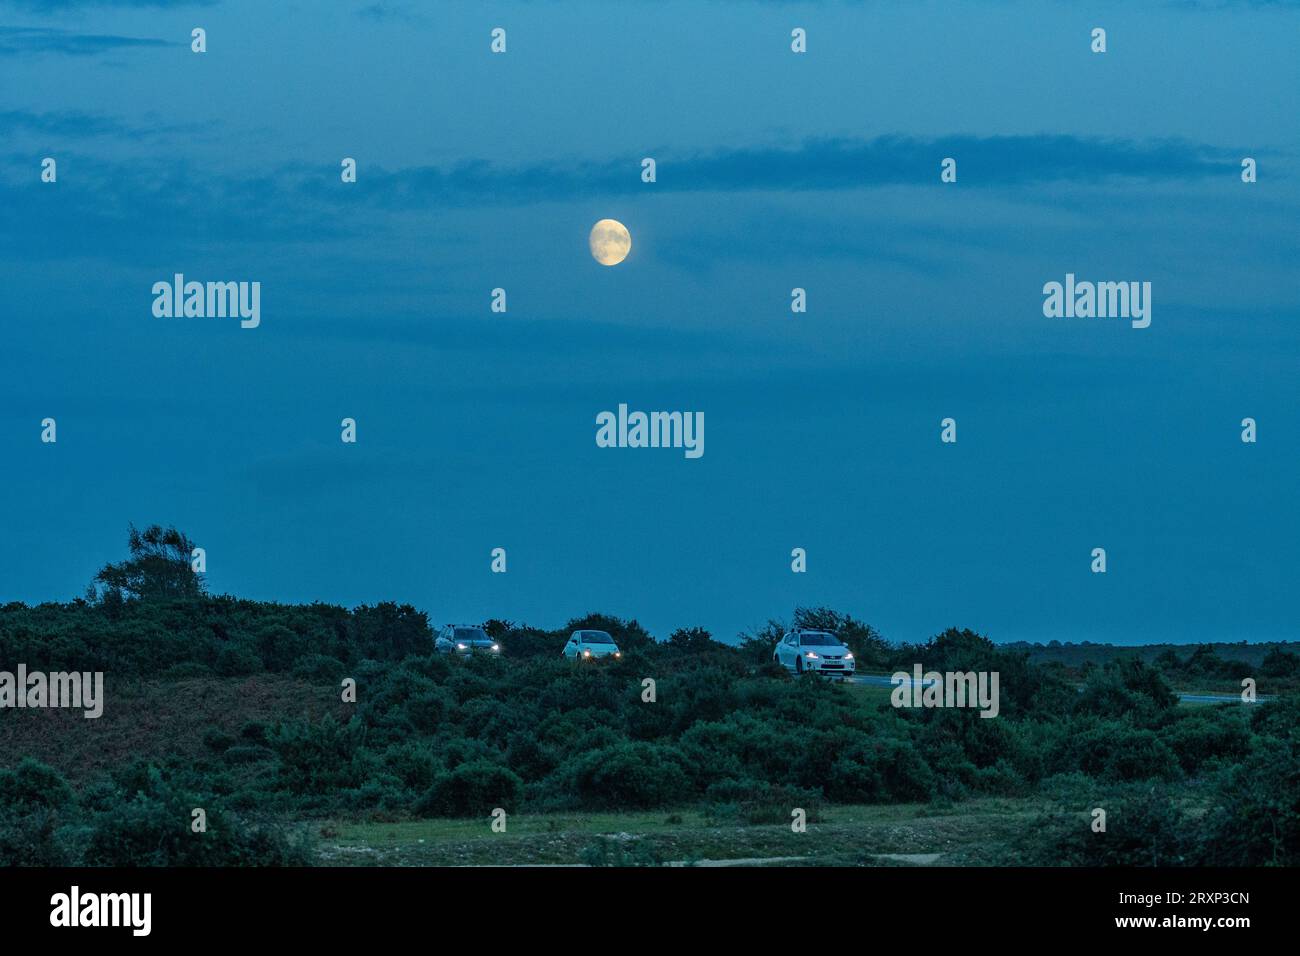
[1004,639,1300,679]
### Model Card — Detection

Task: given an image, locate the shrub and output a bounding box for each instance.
[0,807,74,866]
[578,835,665,867]
[556,743,691,809]
[825,738,938,804]
[215,644,262,677]
[1162,711,1252,776]
[704,779,824,825]
[1047,721,1182,783]
[291,654,347,681]
[381,742,441,793]
[1198,743,1300,865]
[1261,648,1299,678]
[1074,659,1178,722]
[0,758,74,811]
[82,768,315,866]
[1015,783,1193,866]
[265,718,368,796]
[415,760,524,817]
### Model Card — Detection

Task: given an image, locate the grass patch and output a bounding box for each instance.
[316,798,1040,867]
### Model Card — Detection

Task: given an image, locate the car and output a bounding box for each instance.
[563,630,622,661]
[435,624,502,657]
[773,629,855,677]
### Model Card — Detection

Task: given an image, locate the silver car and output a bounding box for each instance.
[435,624,502,657]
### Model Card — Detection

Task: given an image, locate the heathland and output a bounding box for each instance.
[1,526,1297,867]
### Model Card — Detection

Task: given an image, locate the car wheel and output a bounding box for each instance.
[795,656,803,675]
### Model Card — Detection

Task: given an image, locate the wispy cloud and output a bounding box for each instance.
[2,0,215,11]
[0,108,132,137]
[0,108,210,141]
[341,134,1242,209]
[0,26,173,56]
[354,1,423,23]
[1169,0,1300,8]
[0,132,1262,267]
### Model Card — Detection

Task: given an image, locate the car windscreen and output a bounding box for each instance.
[799,633,842,647]
[455,628,488,641]
[581,632,616,645]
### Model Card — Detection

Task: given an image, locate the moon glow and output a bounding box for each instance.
[589,219,631,266]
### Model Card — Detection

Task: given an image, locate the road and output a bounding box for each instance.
[844,673,1271,705]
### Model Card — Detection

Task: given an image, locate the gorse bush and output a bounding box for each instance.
[1198,741,1300,866]
[553,742,691,810]
[704,779,825,825]
[81,767,315,867]
[0,757,75,811]
[0,806,72,867]
[0,759,78,866]
[1017,783,1195,867]
[415,761,525,817]
[266,718,370,798]
[0,761,314,867]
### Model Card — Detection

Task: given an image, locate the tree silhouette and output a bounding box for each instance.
[91,524,205,603]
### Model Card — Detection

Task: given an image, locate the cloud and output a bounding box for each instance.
[0,108,133,137]
[0,131,1268,268]
[0,26,172,56]
[354,1,423,22]
[0,108,211,141]
[337,135,1240,210]
[0,156,347,263]
[2,0,215,10]
[1169,0,1300,7]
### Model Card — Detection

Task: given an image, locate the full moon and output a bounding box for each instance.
[589,219,631,266]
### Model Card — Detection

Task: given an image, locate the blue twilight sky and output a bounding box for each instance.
[1,0,1297,646]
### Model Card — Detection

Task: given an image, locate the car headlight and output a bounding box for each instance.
[614,651,622,658]
[583,650,591,658]
[844,652,854,660]
[491,644,500,652]
[456,643,467,650]
[805,652,819,659]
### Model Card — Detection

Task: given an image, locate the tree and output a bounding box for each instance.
[1153,647,1182,672]
[91,524,205,603]
[1261,647,1300,678]
[665,626,715,653]
[1184,644,1229,677]
[735,618,785,664]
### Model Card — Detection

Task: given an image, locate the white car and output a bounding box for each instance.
[774,629,855,677]
[435,624,502,657]
[563,630,622,661]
